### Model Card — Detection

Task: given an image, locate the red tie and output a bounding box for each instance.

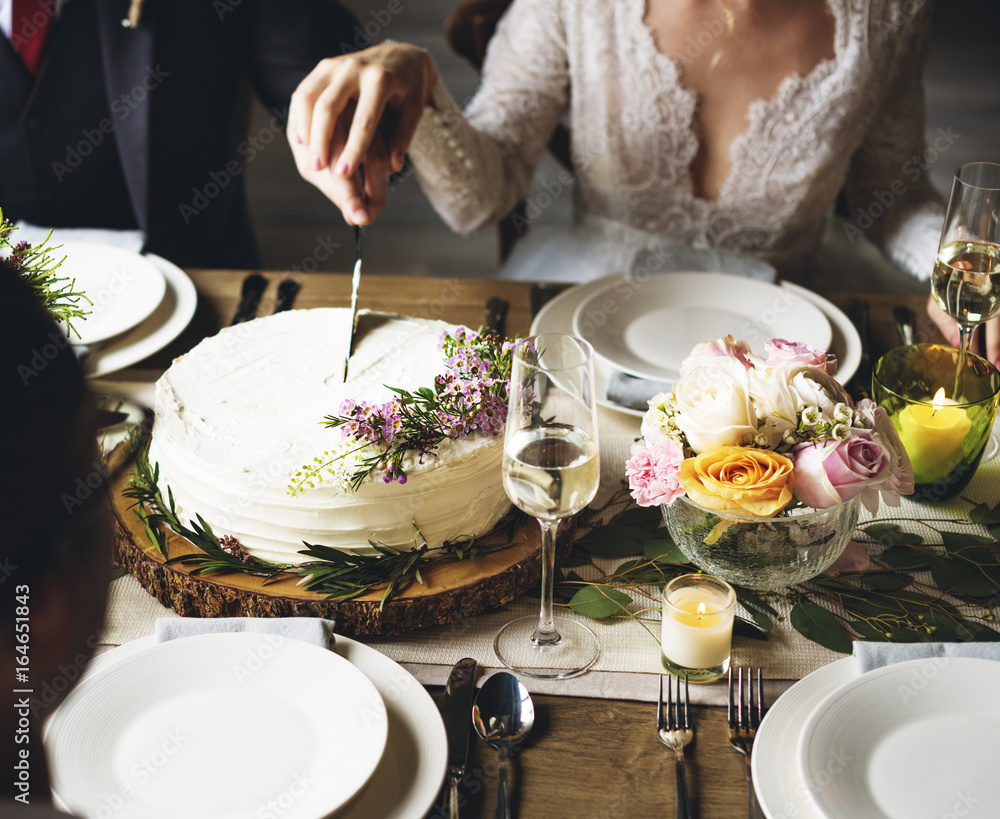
[10,0,52,76]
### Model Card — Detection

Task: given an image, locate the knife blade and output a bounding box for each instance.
[274,278,301,313]
[439,658,477,819]
[343,166,366,381]
[231,273,267,325]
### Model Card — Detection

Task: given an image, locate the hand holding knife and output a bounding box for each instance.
[343,165,367,382]
[439,658,477,819]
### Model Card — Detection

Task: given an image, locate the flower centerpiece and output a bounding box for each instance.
[625,336,914,589]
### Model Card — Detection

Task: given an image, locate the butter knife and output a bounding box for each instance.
[343,167,366,381]
[440,658,477,819]
[231,273,267,325]
[274,278,301,313]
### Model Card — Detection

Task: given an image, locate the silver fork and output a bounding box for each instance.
[656,674,694,819]
[728,667,765,819]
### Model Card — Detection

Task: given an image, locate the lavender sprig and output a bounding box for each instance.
[288,327,520,496]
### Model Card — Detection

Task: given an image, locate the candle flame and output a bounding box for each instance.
[697,602,706,615]
[932,387,948,414]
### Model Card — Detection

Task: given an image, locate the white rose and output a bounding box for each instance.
[777,363,852,422]
[748,367,801,447]
[672,357,758,453]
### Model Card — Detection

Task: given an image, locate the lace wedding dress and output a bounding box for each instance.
[408,0,945,283]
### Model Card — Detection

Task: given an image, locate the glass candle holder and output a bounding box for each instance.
[873,343,1000,503]
[661,573,736,683]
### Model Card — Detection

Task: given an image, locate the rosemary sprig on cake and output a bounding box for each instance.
[288,326,520,495]
[1,208,91,338]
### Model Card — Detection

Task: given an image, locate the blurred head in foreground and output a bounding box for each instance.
[1,261,109,802]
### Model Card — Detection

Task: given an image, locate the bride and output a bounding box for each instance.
[286,0,977,356]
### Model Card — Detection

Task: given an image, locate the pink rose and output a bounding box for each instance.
[764,338,838,376]
[792,430,893,512]
[854,398,915,504]
[626,437,686,507]
[679,335,760,377]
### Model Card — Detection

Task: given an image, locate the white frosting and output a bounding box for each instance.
[149,309,510,563]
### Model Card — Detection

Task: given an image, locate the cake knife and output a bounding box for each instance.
[440,657,477,819]
[343,166,366,381]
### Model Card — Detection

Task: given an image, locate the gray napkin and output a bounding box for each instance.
[14,221,145,254]
[155,617,337,650]
[853,641,1000,675]
[606,371,673,410]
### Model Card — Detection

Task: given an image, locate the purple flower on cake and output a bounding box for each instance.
[219,534,253,563]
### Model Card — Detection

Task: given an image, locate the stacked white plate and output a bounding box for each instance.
[57,241,198,377]
[44,633,448,819]
[531,272,862,418]
[753,656,1000,818]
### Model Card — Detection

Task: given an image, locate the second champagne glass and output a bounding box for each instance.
[930,162,1000,459]
[497,333,600,679]
[931,161,1000,352]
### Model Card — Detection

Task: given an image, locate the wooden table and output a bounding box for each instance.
[112,270,943,819]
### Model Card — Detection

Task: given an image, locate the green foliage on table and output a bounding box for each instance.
[0,208,91,338]
[558,486,1000,654]
[127,450,527,609]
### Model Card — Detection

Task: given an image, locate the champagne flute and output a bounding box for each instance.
[931,162,1000,459]
[496,333,601,679]
[931,162,1000,352]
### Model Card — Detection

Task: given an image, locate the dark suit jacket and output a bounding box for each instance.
[0,0,357,269]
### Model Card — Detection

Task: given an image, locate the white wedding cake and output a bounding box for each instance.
[148,309,510,564]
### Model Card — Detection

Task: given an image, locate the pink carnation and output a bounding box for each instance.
[626,438,686,507]
[679,335,759,377]
[763,338,837,375]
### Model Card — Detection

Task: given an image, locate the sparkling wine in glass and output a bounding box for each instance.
[930,162,1000,353]
[496,333,600,679]
[930,162,1000,460]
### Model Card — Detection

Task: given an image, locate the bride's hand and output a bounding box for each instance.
[926,294,1000,366]
[288,44,438,223]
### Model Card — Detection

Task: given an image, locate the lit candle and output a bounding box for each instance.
[661,574,735,682]
[896,388,972,484]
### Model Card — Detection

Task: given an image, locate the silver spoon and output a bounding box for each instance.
[472,673,535,819]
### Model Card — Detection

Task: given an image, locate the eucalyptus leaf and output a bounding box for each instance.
[790,602,852,654]
[732,587,780,618]
[877,546,931,570]
[642,535,688,564]
[968,500,1000,527]
[939,531,997,552]
[859,572,910,592]
[750,609,774,633]
[575,524,653,557]
[561,547,595,569]
[610,505,665,530]
[734,616,768,641]
[567,584,633,619]
[862,523,923,546]
[929,556,998,598]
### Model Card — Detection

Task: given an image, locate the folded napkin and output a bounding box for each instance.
[155,617,337,650]
[606,371,673,410]
[14,221,145,254]
[853,641,1000,675]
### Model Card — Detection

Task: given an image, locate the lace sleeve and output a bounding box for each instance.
[843,4,945,281]
[407,0,569,235]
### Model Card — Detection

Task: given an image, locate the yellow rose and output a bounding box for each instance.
[679,446,794,518]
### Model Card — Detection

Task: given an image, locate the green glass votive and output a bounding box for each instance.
[872,344,1000,503]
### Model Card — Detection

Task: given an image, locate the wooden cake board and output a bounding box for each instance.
[110,470,571,637]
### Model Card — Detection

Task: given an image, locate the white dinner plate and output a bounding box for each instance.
[86,254,198,378]
[45,633,390,819]
[532,274,860,418]
[49,634,447,819]
[752,658,857,819]
[798,657,1000,819]
[60,242,167,345]
[572,273,832,382]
